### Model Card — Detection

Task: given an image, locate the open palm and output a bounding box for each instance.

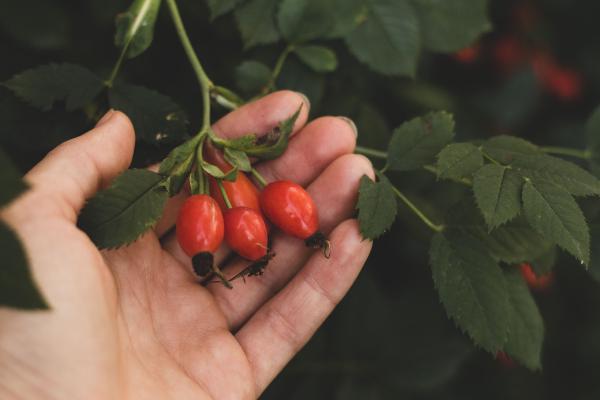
[0,91,373,400]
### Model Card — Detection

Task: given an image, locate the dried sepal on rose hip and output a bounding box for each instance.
[222,206,276,282]
[259,180,331,258]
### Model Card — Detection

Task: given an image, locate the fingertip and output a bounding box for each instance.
[212,90,309,139]
[94,110,136,167]
[352,154,375,181]
[329,153,375,185]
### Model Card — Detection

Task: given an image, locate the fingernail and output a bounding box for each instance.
[295,92,311,113]
[96,109,115,127]
[337,116,358,137]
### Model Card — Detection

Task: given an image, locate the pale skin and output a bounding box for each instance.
[0,91,374,400]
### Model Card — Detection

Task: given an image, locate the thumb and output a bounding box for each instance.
[25,110,136,220]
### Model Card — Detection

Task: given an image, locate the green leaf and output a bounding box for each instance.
[159,137,199,196]
[277,0,332,43]
[436,143,483,180]
[159,137,198,176]
[326,0,368,38]
[447,199,552,265]
[482,222,552,264]
[224,148,252,172]
[482,135,539,165]
[345,0,420,77]
[411,0,491,52]
[108,82,189,143]
[473,164,523,230]
[530,246,557,276]
[114,0,161,59]
[206,0,244,20]
[218,134,258,150]
[522,180,590,265]
[356,174,397,239]
[0,221,48,310]
[78,169,168,249]
[223,106,302,160]
[513,154,600,197]
[429,232,509,353]
[234,0,281,49]
[235,61,272,96]
[0,147,28,207]
[3,63,104,111]
[387,111,455,171]
[202,161,238,182]
[294,45,338,73]
[503,267,544,371]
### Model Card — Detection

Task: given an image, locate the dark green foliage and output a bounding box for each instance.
[108,82,189,143]
[4,0,600,396]
[0,221,48,310]
[356,174,397,239]
[78,169,168,249]
[4,63,104,111]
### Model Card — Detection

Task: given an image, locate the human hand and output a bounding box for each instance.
[0,91,374,400]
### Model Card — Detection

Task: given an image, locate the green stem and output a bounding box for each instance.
[203,170,210,196]
[165,0,214,131]
[196,135,207,195]
[251,168,268,188]
[391,186,444,233]
[105,47,128,88]
[261,45,294,95]
[540,146,592,160]
[217,180,232,209]
[355,145,388,160]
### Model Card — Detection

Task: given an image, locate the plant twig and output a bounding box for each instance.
[165,0,214,131]
[261,45,294,95]
[217,180,232,208]
[105,47,128,88]
[355,145,388,160]
[251,168,268,188]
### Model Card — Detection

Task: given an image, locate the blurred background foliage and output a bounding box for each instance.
[2,0,600,398]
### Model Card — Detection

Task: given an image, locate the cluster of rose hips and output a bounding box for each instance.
[453,3,583,102]
[175,143,329,287]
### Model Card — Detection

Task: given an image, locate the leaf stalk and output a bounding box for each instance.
[391,186,444,233]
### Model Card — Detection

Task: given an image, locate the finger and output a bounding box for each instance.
[236,219,372,395]
[153,90,310,238]
[212,90,309,139]
[24,110,135,221]
[211,154,374,329]
[255,116,358,185]
[161,118,358,271]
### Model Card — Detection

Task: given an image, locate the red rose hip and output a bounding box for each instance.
[176,194,224,276]
[224,207,268,261]
[260,180,330,257]
[519,263,554,291]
